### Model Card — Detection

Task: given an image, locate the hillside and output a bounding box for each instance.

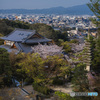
[0,4,93,15]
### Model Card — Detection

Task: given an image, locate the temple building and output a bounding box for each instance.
[0,28,52,53]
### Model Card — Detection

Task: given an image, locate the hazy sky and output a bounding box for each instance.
[0,0,90,9]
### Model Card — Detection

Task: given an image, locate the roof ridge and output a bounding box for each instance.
[5,28,35,37]
[15,28,35,32]
[22,31,36,43]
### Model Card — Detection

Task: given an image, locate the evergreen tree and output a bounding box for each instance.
[72,63,89,92]
[0,48,12,87]
[88,0,100,72]
[87,0,100,37]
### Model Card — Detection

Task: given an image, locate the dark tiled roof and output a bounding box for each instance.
[15,43,32,53]
[1,28,36,42]
[25,38,51,44]
[0,28,52,53]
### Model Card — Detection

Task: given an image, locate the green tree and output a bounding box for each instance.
[60,41,72,53]
[17,53,70,94]
[30,23,55,39]
[9,52,26,82]
[87,0,100,18]
[88,0,100,72]
[3,19,30,29]
[56,31,69,42]
[87,0,100,37]
[17,53,68,85]
[0,19,13,36]
[92,37,100,72]
[0,48,12,87]
[72,63,89,92]
[17,53,45,84]
[69,39,79,44]
[45,55,67,81]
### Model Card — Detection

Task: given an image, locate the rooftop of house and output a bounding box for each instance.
[0,45,19,54]
[0,28,52,53]
[0,28,52,43]
[1,28,36,42]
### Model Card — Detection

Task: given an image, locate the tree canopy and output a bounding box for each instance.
[16,52,69,86]
[87,0,100,18]
[0,48,12,87]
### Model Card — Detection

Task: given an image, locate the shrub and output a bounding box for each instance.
[52,78,64,85]
[24,78,34,85]
[55,91,76,100]
[3,77,12,87]
[70,39,79,44]
[33,82,51,95]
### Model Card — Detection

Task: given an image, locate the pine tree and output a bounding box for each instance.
[72,63,89,92]
[87,0,100,37]
[87,0,100,73]
[0,48,12,87]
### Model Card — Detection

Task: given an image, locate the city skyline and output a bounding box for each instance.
[0,0,90,9]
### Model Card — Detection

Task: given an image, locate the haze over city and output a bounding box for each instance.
[0,0,90,9]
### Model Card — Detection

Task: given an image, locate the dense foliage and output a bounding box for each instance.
[0,48,12,87]
[92,37,100,72]
[0,34,4,45]
[58,39,72,53]
[0,19,14,36]
[72,63,89,92]
[16,53,68,85]
[33,82,51,95]
[55,91,76,100]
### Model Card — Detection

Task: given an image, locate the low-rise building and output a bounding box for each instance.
[0,28,52,53]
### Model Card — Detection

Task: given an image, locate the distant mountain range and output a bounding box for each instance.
[0,4,93,15]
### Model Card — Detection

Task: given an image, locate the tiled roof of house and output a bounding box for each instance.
[1,28,36,42]
[15,42,32,53]
[0,28,52,53]
[25,38,51,44]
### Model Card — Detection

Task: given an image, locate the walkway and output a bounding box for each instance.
[50,83,73,94]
